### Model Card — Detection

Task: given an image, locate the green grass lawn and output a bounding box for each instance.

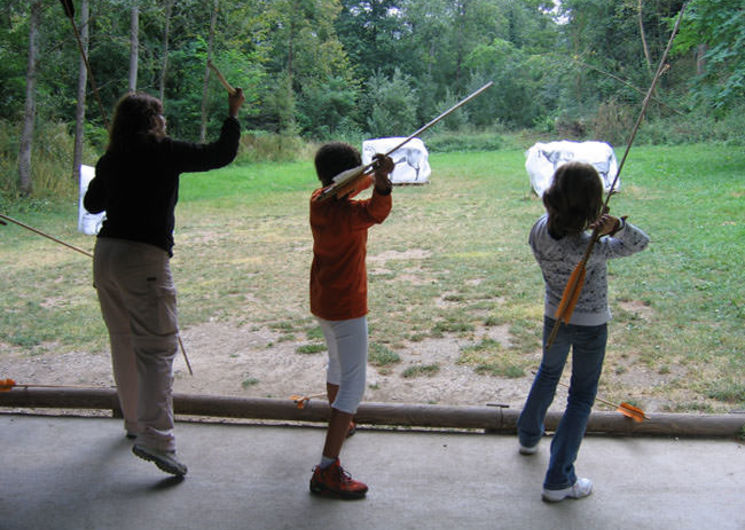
[1,144,743,411]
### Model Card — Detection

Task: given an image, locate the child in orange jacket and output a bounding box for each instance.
[308,142,395,499]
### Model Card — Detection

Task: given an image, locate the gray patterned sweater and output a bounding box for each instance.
[530,213,650,326]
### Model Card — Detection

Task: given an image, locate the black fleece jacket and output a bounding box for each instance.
[84,117,240,256]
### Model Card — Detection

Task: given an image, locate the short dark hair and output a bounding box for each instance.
[314,142,361,187]
[107,92,164,153]
[543,161,604,237]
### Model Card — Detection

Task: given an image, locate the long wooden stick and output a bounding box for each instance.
[1,379,115,391]
[546,4,686,349]
[0,213,193,375]
[207,59,237,95]
[382,81,494,163]
[0,213,93,258]
[289,392,326,409]
[315,81,494,202]
[531,371,647,421]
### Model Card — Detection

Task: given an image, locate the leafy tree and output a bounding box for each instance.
[335,0,407,81]
[465,38,553,128]
[675,0,745,111]
[297,76,360,139]
[556,0,686,120]
[260,0,355,137]
[364,68,418,137]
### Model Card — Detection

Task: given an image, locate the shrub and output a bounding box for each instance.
[426,132,503,153]
[236,130,314,164]
[0,119,101,201]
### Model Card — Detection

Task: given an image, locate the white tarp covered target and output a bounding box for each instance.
[362,137,431,184]
[78,164,105,235]
[525,140,619,196]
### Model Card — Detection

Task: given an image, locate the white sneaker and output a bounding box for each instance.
[519,443,538,455]
[132,444,188,476]
[542,477,593,502]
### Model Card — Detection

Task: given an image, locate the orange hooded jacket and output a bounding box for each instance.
[309,188,392,321]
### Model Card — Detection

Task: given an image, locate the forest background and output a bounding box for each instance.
[0,1,744,416]
[1,0,744,199]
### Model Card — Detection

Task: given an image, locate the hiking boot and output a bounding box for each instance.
[542,477,593,502]
[132,444,188,476]
[309,459,368,499]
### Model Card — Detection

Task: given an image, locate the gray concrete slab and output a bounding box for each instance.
[1,413,743,530]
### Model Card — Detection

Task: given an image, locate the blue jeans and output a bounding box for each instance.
[517,316,607,490]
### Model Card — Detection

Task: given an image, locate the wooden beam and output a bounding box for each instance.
[1,388,742,437]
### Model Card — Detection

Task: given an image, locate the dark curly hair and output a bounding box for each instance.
[107,92,165,153]
[314,142,361,187]
[543,161,604,238]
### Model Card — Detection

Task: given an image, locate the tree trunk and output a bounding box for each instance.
[696,44,708,76]
[637,0,652,74]
[18,1,42,196]
[158,0,174,104]
[200,0,219,142]
[128,1,139,92]
[453,0,467,91]
[73,0,90,182]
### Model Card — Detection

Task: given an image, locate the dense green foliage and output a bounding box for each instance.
[0,0,744,199]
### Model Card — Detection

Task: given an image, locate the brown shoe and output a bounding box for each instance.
[309,459,368,499]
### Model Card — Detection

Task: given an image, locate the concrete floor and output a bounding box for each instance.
[1,413,743,530]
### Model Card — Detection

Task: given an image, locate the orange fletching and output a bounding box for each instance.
[555,263,586,324]
[617,402,647,422]
[0,378,16,392]
[289,394,309,409]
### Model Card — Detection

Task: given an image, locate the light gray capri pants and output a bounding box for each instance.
[316,316,368,414]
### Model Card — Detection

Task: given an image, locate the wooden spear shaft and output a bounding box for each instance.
[316,81,494,201]
[383,81,494,160]
[0,213,93,258]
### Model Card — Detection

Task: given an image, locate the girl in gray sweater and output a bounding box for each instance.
[517,161,649,502]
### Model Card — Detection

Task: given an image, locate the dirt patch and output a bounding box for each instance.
[2,316,726,415]
[368,248,432,264]
[617,300,654,321]
[2,321,532,411]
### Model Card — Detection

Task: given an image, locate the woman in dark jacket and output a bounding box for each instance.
[84,89,244,476]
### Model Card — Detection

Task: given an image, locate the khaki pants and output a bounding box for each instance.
[93,238,179,452]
